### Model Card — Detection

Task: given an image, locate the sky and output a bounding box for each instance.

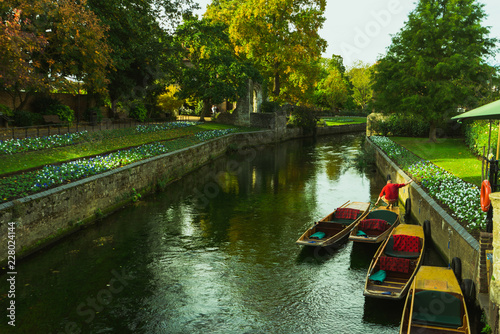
[194,0,500,68]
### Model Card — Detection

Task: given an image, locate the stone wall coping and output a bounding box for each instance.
[368,136,480,251]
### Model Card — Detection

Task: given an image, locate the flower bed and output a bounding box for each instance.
[195,128,236,141]
[370,136,486,231]
[0,128,236,204]
[0,132,88,155]
[0,121,200,155]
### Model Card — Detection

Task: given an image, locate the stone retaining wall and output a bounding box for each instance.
[367,136,480,282]
[0,124,365,264]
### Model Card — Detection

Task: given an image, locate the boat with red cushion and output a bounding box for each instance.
[296,201,370,247]
[348,206,400,244]
[363,223,425,300]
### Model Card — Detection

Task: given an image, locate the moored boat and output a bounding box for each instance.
[348,206,400,244]
[399,266,471,333]
[363,223,425,300]
[296,201,370,247]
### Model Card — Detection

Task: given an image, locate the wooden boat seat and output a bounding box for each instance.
[384,236,421,259]
[411,291,462,328]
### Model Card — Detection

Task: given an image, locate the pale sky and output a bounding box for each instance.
[195,0,500,69]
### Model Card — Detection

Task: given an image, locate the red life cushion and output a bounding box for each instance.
[379,256,410,273]
[393,235,421,252]
[335,208,361,220]
[359,219,389,231]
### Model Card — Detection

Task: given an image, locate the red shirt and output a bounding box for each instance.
[379,183,406,201]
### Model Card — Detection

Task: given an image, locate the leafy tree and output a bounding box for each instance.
[205,0,326,102]
[347,61,374,111]
[0,8,47,110]
[174,16,260,121]
[0,0,111,110]
[157,85,185,114]
[372,0,497,142]
[313,56,350,111]
[87,0,197,114]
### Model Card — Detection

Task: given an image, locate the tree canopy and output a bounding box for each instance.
[174,16,260,120]
[0,0,112,110]
[372,0,498,141]
[205,0,327,103]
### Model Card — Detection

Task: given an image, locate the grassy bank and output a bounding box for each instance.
[391,137,482,187]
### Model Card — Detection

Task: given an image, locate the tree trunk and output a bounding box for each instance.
[428,122,437,142]
[199,99,209,122]
[273,62,280,97]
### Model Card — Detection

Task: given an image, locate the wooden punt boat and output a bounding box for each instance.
[399,266,471,333]
[364,224,425,300]
[296,201,370,247]
[348,206,400,244]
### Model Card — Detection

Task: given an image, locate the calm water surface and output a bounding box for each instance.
[1,133,439,333]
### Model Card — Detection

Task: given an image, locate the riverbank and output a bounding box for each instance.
[0,123,366,265]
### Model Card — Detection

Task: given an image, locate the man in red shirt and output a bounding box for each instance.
[375,179,413,209]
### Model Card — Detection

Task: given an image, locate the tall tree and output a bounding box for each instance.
[0,0,111,110]
[0,8,47,110]
[347,61,374,111]
[313,56,350,111]
[205,0,326,103]
[174,16,259,121]
[87,0,197,113]
[372,0,497,142]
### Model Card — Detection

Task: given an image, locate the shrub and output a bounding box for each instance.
[13,110,36,127]
[48,104,75,124]
[464,120,497,157]
[371,113,430,137]
[0,104,13,117]
[288,106,318,133]
[260,101,280,113]
[31,95,61,115]
[84,107,103,123]
[129,102,147,122]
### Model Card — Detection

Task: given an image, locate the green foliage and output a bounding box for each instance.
[313,56,350,111]
[260,101,280,113]
[288,106,318,132]
[372,0,497,141]
[371,114,430,137]
[174,16,260,112]
[129,102,147,122]
[464,120,498,157]
[48,105,75,124]
[0,104,13,117]
[13,110,36,127]
[205,0,326,101]
[84,107,103,123]
[31,96,61,115]
[194,101,204,116]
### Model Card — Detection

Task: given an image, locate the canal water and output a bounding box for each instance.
[1,133,445,334]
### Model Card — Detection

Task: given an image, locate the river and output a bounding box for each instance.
[1,133,447,333]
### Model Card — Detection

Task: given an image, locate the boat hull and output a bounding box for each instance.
[296,201,370,248]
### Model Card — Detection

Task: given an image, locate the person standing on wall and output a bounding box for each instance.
[375,179,413,209]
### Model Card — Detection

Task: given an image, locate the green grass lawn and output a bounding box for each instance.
[391,137,483,186]
[0,123,256,176]
[321,116,367,126]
